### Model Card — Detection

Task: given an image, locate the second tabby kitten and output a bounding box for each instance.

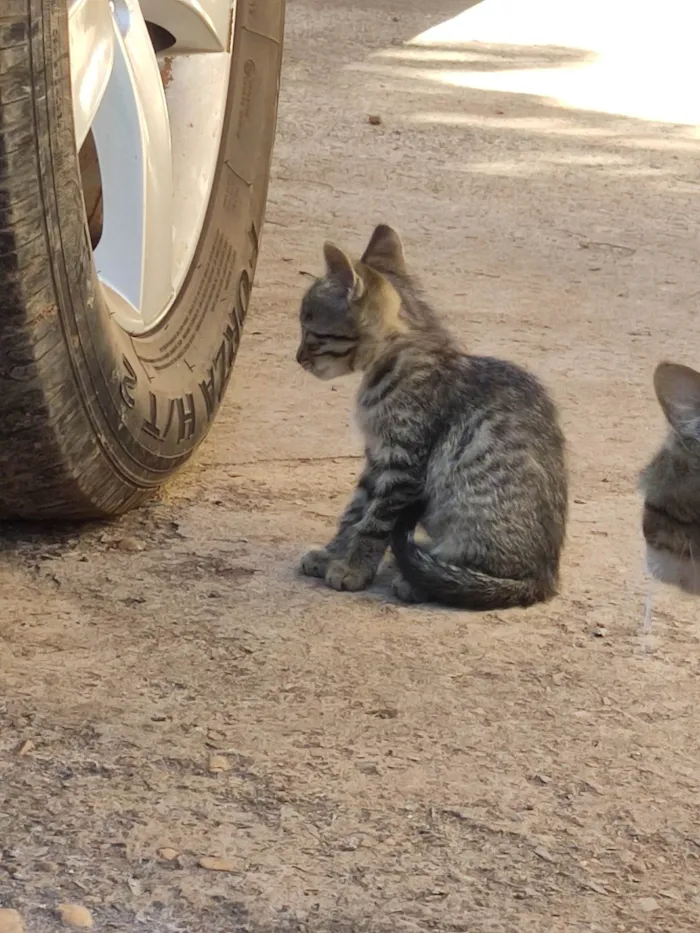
[296,225,568,610]
[640,362,700,594]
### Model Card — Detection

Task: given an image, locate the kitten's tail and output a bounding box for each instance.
[391,505,555,611]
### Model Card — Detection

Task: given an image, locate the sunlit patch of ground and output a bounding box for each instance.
[363,0,700,127]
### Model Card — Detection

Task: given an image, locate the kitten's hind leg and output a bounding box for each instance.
[325,460,424,593]
[326,558,377,592]
[324,533,389,592]
[392,573,427,604]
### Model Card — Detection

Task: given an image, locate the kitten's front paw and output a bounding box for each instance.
[325,559,373,592]
[300,548,332,579]
[392,574,425,604]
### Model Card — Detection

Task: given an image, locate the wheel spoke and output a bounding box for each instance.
[139,0,233,52]
[68,0,236,332]
[91,0,174,329]
[68,0,115,150]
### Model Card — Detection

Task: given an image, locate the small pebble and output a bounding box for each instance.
[0,909,25,933]
[368,114,382,126]
[117,536,145,553]
[208,754,232,774]
[157,847,180,861]
[127,877,142,896]
[593,626,607,638]
[534,845,556,863]
[638,897,660,913]
[585,880,607,895]
[357,762,379,775]
[17,739,35,756]
[198,856,238,873]
[57,904,94,928]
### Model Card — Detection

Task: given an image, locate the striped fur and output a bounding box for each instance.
[297,225,568,610]
[640,362,700,594]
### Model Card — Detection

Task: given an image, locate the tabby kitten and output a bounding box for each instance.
[640,362,700,594]
[296,225,568,610]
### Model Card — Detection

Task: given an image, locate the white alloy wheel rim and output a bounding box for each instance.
[67,0,235,334]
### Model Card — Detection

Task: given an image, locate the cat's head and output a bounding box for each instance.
[640,361,700,594]
[296,225,406,380]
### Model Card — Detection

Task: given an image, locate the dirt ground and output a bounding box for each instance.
[2,1,700,931]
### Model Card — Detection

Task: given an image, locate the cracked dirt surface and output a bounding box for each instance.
[2,1,700,930]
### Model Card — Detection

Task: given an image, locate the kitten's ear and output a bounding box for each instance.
[323,242,364,300]
[654,362,700,439]
[323,242,352,283]
[361,224,406,276]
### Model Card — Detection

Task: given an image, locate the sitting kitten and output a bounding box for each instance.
[296,225,568,610]
[640,362,700,595]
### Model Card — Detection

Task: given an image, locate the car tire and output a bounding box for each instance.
[0,0,284,519]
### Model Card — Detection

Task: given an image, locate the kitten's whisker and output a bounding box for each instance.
[642,575,654,634]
